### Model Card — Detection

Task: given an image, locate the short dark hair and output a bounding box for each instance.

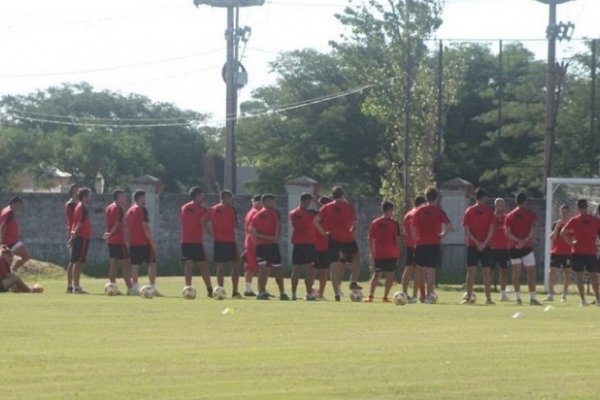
[319,196,332,205]
[69,184,80,197]
[475,188,487,200]
[515,193,527,205]
[9,196,23,205]
[332,186,345,200]
[112,189,125,201]
[559,204,569,211]
[414,196,427,207]
[77,188,91,201]
[133,190,146,202]
[577,198,588,210]
[261,193,275,202]
[300,192,313,202]
[220,190,233,200]
[382,201,394,213]
[424,186,439,202]
[189,186,202,200]
[252,194,262,203]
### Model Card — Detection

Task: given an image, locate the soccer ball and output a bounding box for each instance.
[349,289,363,302]
[182,286,197,300]
[140,285,154,299]
[428,292,439,304]
[104,282,118,296]
[462,292,476,303]
[393,291,408,306]
[212,286,227,300]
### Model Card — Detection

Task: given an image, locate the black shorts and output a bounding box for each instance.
[108,244,129,260]
[328,238,359,264]
[406,247,416,266]
[70,236,90,263]
[214,241,238,263]
[130,245,156,265]
[181,243,207,262]
[315,251,330,269]
[415,244,441,269]
[292,244,316,265]
[256,244,282,267]
[509,247,533,259]
[374,258,398,273]
[571,254,598,273]
[467,246,492,267]
[550,254,571,269]
[491,249,510,269]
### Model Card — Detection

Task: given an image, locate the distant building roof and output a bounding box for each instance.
[286,176,319,186]
[440,177,474,190]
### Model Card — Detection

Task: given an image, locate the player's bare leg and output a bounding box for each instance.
[547,267,558,297]
[11,246,30,271]
[72,261,82,289]
[291,264,301,299]
[274,267,287,298]
[500,267,510,300]
[525,265,539,304]
[148,262,157,286]
[349,253,362,290]
[383,272,395,300]
[184,259,194,286]
[366,271,380,301]
[199,261,212,294]
[216,263,225,287]
[108,258,118,284]
[305,265,316,299]
[426,267,436,297]
[561,268,571,301]
[330,261,344,301]
[482,267,493,304]
[231,260,241,296]
[257,264,269,297]
[120,259,132,289]
[512,263,523,304]
[401,265,414,295]
[131,264,140,288]
[464,266,477,303]
[589,272,600,304]
[66,261,74,292]
[575,271,586,303]
[414,266,424,299]
[317,268,328,298]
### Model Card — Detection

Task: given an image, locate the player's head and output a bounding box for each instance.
[424,186,439,203]
[77,188,91,204]
[0,245,13,263]
[299,193,313,208]
[382,201,395,217]
[494,198,505,212]
[332,186,345,200]
[319,196,332,207]
[252,194,262,209]
[220,190,233,205]
[133,190,146,205]
[414,196,427,208]
[597,204,600,216]
[577,198,588,213]
[475,187,487,202]
[261,193,276,208]
[9,196,23,211]
[68,183,80,199]
[189,187,203,204]
[559,204,569,218]
[515,193,527,206]
[112,189,126,207]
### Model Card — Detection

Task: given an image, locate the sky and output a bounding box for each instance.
[0,0,598,125]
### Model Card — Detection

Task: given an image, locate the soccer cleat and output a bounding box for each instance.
[382,297,392,303]
[243,290,257,297]
[500,293,511,302]
[291,294,297,301]
[349,282,363,290]
[231,292,243,299]
[485,298,495,305]
[362,295,374,303]
[127,287,140,296]
[529,299,542,306]
[542,295,554,302]
[256,292,270,300]
[580,299,590,307]
[207,288,213,298]
[334,295,341,302]
[516,298,523,305]
[279,293,290,301]
[66,286,73,294]
[560,294,567,303]
[304,293,316,301]
[72,287,88,294]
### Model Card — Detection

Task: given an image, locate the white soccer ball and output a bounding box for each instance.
[462,291,476,303]
[104,282,118,296]
[182,286,197,300]
[428,292,438,304]
[393,291,408,306]
[212,286,226,300]
[140,285,154,299]
[349,289,363,302]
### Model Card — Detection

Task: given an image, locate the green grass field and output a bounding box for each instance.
[4,276,600,399]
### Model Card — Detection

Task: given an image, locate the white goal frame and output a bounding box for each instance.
[544,177,600,291]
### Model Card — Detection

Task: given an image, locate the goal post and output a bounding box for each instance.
[544,177,600,291]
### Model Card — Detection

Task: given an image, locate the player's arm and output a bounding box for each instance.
[482,222,495,248]
[368,237,376,261]
[251,226,276,242]
[0,221,6,243]
[104,212,122,240]
[550,221,561,241]
[440,222,454,237]
[142,222,156,249]
[275,215,280,240]
[313,214,327,236]
[464,226,480,247]
[560,221,575,246]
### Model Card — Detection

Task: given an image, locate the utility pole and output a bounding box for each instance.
[434,40,443,184]
[534,0,574,192]
[591,39,597,174]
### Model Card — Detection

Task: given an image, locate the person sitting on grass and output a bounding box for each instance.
[0,245,43,293]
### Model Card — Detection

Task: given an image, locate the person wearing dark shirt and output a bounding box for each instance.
[289,193,318,301]
[103,189,133,295]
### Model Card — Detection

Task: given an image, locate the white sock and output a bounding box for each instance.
[501,290,506,296]
[515,292,521,300]
[150,284,155,289]
[530,292,536,300]
[245,282,252,292]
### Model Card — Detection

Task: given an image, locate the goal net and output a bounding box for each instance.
[544,177,600,291]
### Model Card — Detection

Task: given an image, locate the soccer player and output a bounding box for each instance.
[0,246,43,293]
[491,198,511,301]
[461,188,495,305]
[180,187,213,297]
[0,196,31,272]
[126,190,162,296]
[252,194,289,300]
[364,201,400,303]
[241,194,262,297]
[64,183,79,293]
[543,204,572,302]
[412,186,453,303]
[505,193,541,306]
[313,186,361,302]
[103,189,133,295]
[70,188,92,294]
[560,199,600,306]
[401,195,427,303]
[314,196,332,300]
[289,193,318,301]
[209,190,242,298]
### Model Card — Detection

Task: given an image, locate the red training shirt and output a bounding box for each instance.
[318,200,356,243]
[490,213,509,250]
[105,202,126,245]
[251,207,279,245]
[368,216,400,260]
[244,207,260,249]
[290,207,317,245]
[505,207,537,248]
[64,199,77,235]
[0,206,19,245]
[180,201,208,244]
[562,214,600,256]
[209,203,237,243]
[413,205,450,246]
[126,204,150,246]
[462,203,495,247]
[551,220,572,256]
[402,208,417,248]
[73,203,92,240]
